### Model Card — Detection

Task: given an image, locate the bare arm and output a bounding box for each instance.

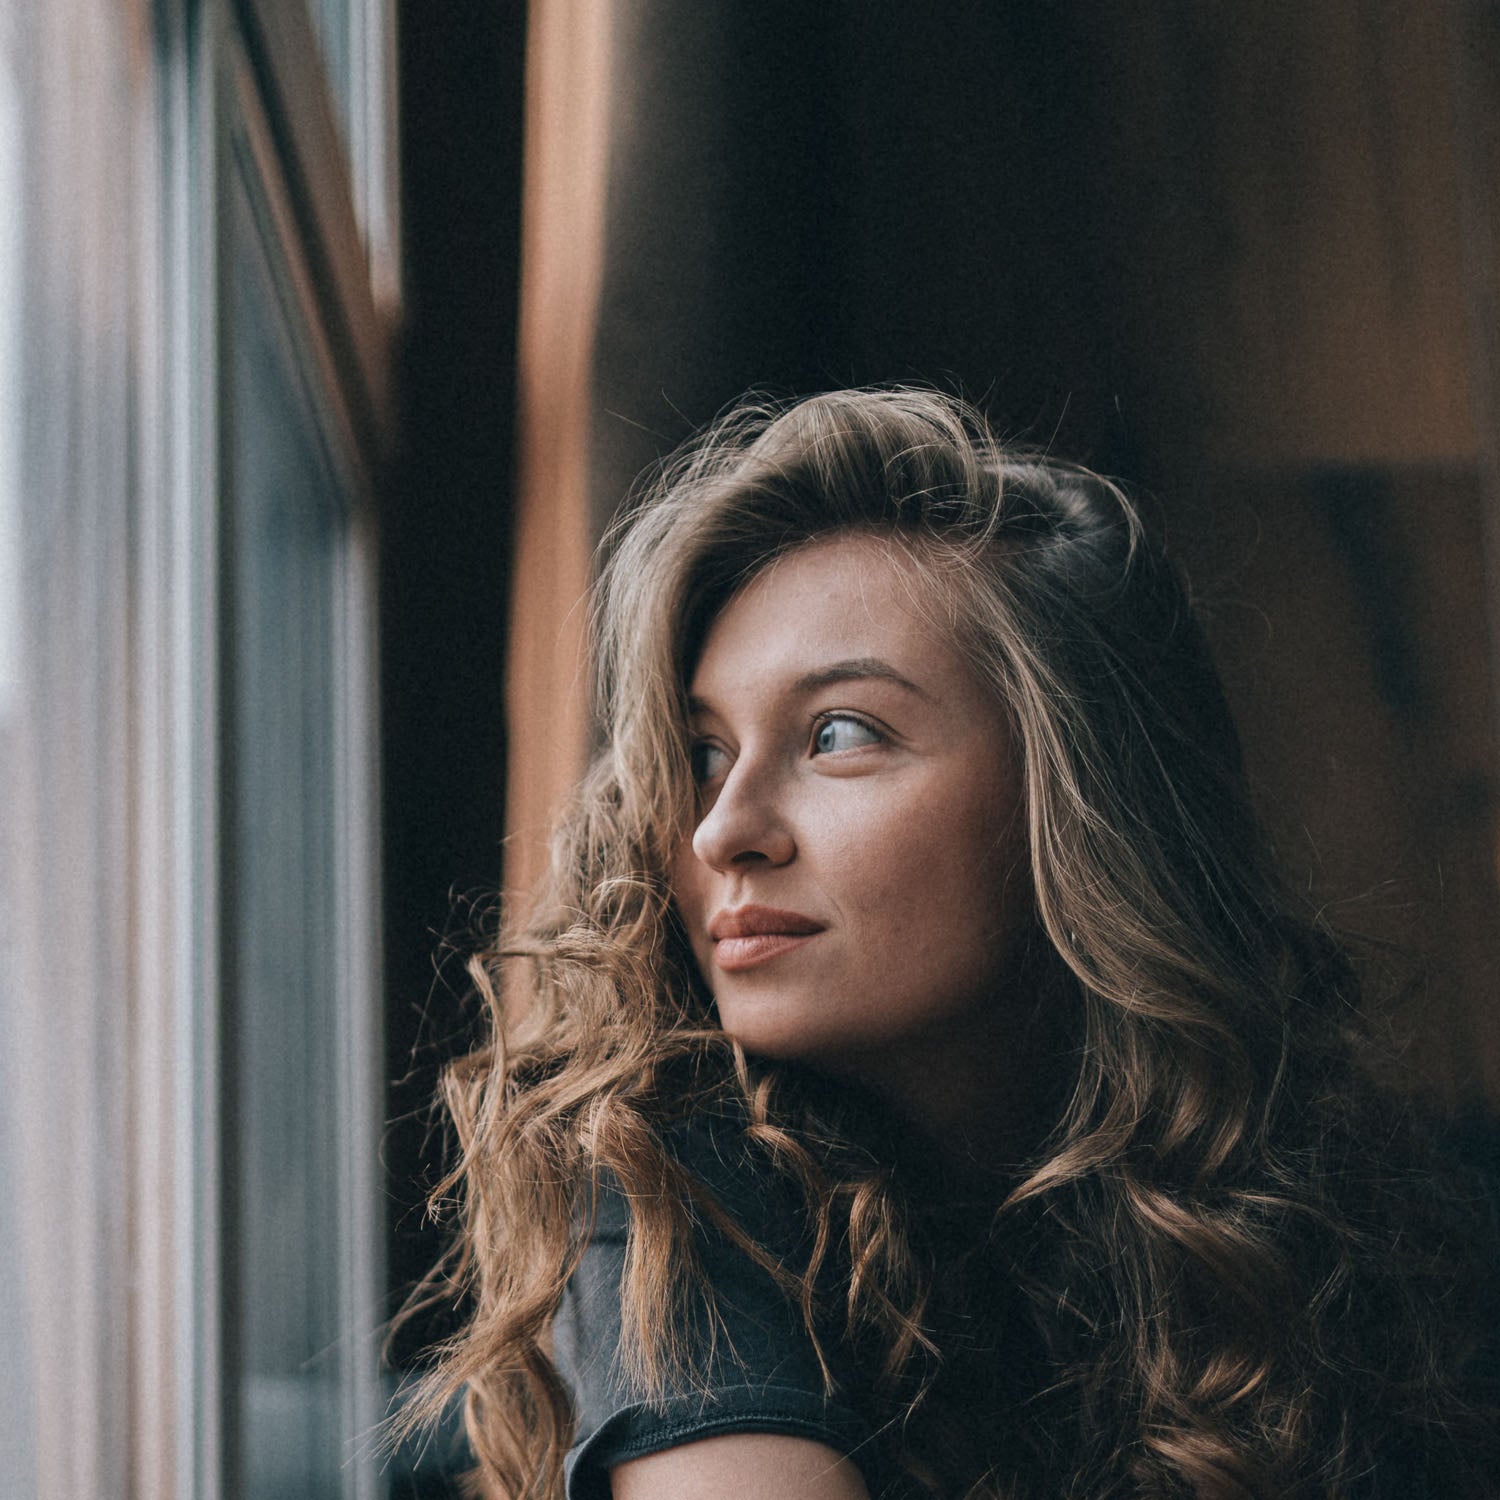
[611,1433,872,1500]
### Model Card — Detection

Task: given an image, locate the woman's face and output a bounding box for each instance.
[672,532,1032,1107]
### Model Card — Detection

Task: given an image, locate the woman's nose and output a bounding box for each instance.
[689,763,796,871]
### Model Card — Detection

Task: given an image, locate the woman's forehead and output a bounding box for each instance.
[721,529,954,626]
[689,533,989,707]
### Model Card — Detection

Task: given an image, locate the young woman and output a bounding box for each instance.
[411,389,1498,1498]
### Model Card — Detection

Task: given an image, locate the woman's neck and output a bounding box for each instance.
[821,995,1071,1193]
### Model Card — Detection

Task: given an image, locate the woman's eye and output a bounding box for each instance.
[689,740,730,785]
[812,715,882,755]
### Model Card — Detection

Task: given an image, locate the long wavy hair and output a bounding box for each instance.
[403,389,1498,1499]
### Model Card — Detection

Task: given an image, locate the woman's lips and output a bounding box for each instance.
[713,931,820,971]
[708,906,825,972]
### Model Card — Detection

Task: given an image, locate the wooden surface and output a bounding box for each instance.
[503,0,612,907]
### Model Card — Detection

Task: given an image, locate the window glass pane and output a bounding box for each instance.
[223,155,358,1500]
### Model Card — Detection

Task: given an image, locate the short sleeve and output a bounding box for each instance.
[551,1121,883,1499]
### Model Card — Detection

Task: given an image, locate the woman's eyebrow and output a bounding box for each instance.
[792,657,930,699]
[687,658,930,718]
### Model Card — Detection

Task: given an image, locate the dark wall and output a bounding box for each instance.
[383,0,527,1374]
[590,2,1145,517]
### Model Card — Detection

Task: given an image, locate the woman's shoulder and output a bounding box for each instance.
[567,1099,805,1245]
[553,1104,887,1500]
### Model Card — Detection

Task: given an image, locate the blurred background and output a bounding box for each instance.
[4,2,1499,1496]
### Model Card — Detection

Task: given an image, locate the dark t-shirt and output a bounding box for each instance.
[551,1115,892,1499]
[550,1106,1500,1500]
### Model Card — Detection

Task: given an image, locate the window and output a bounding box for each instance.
[219,36,385,1496]
[1,1,395,1494]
